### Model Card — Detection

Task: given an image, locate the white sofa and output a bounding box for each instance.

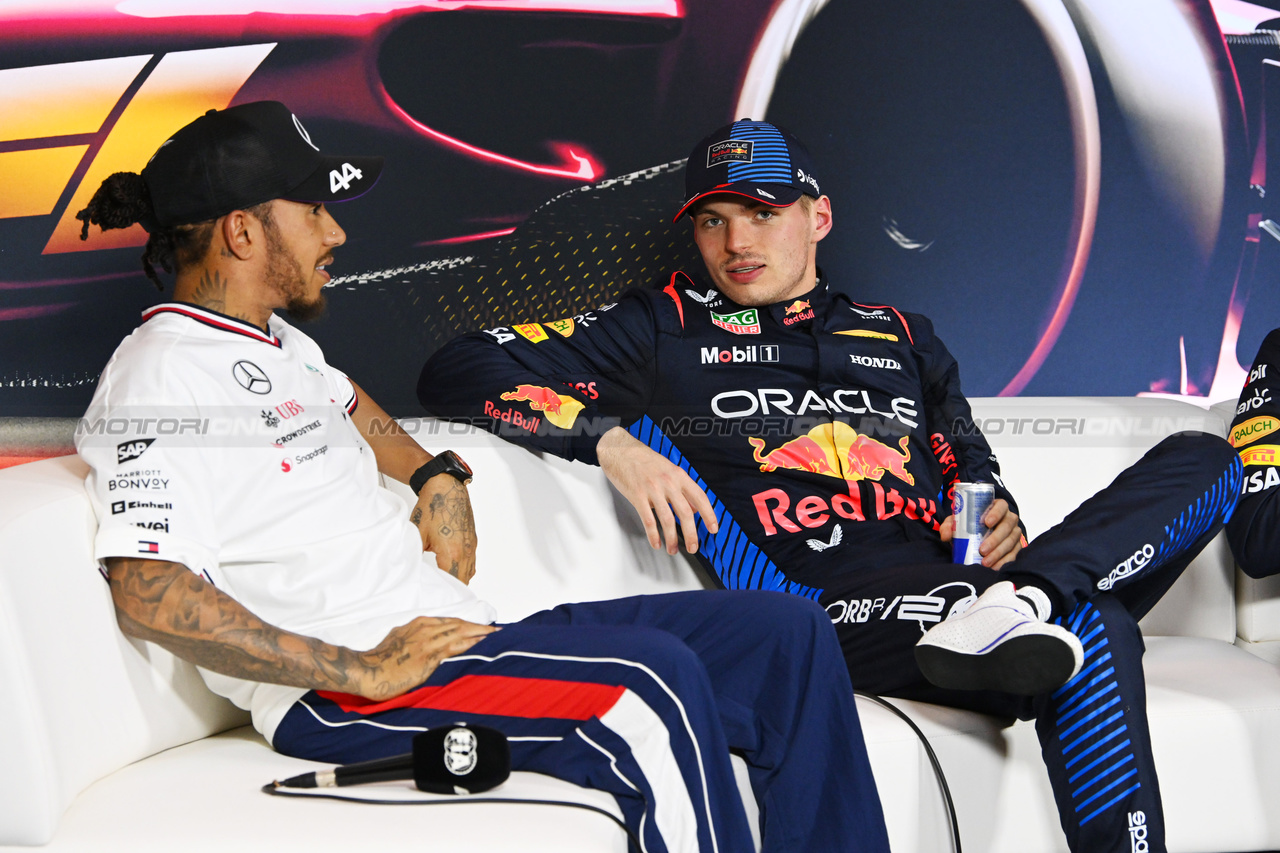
[2,397,1279,852]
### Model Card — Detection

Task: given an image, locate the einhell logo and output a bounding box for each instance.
[700,345,779,364]
[0,45,274,255]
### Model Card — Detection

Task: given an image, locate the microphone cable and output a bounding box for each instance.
[262,784,643,851]
[855,691,961,853]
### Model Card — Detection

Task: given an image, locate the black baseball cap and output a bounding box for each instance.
[674,119,821,221]
[141,101,383,229]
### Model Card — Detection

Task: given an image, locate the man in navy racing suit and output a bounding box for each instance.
[419,120,1243,853]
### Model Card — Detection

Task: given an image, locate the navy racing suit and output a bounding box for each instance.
[1226,327,1280,577]
[419,272,1241,853]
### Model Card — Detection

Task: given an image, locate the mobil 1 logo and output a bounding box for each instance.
[700,345,779,365]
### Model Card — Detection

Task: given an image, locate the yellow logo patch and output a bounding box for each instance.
[513,323,549,343]
[835,329,898,342]
[545,318,575,338]
[1231,416,1278,447]
[1239,444,1280,466]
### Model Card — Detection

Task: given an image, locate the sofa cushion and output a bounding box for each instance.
[0,456,248,846]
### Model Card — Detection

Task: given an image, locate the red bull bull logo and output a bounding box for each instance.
[782,299,815,326]
[748,422,914,486]
[499,385,585,429]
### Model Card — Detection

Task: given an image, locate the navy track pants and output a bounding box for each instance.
[273,590,891,853]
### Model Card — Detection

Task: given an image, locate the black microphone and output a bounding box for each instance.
[274,724,510,794]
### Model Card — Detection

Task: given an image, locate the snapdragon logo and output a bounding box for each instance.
[1127,811,1149,853]
[1098,543,1155,590]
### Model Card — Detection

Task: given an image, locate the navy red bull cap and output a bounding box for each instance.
[674,119,822,221]
[141,100,383,229]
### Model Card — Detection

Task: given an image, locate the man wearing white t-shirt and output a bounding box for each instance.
[72,101,890,853]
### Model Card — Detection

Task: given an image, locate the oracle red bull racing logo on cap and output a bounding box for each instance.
[711,308,760,335]
[707,139,753,166]
[499,385,585,429]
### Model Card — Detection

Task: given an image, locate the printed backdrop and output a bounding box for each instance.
[2,0,1279,421]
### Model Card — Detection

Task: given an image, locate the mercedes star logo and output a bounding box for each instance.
[232,360,272,395]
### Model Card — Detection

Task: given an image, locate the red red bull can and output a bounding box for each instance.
[952,482,995,564]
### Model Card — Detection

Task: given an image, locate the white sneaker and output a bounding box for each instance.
[913,581,1084,695]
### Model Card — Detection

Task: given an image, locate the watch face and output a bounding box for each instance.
[449,451,473,476]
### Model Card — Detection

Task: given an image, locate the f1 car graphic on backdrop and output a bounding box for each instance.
[0,0,1276,418]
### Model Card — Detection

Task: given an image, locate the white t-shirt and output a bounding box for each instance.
[77,303,497,741]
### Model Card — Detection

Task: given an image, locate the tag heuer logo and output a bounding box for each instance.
[710,308,761,335]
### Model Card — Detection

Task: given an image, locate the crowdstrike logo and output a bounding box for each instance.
[700,345,779,364]
[1098,543,1155,591]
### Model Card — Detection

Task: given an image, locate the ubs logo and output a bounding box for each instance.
[232,361,272,395]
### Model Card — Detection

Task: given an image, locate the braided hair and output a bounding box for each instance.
[76,172,216,291]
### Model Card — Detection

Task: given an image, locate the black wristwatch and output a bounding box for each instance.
[410,450,473,494]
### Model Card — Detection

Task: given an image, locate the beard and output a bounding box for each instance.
[261,214,328,322]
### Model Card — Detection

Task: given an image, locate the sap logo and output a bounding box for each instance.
[849,355,901,370]
[711,387,919,428]
[1250,363,1269,384]
[796,168,819,195]
[1098,543,1155,591]
[329,162,363,193]
[116,438,155,464]
[1128,811,1149,853]
[1244,466,1280,494]
[700,345,779,365]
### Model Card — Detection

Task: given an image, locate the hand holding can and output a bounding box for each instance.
[951,482,995,565]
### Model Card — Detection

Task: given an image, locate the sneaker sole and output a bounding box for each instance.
[914,631,1081,696]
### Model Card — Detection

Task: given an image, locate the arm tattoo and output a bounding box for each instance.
[106,558,381,694]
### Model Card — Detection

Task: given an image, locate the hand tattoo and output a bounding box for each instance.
[410,507,423,526]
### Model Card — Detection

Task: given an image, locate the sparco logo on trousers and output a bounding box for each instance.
[701,345,779,365]
[1127,811,1148,853]
[1098,543,1155,591]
